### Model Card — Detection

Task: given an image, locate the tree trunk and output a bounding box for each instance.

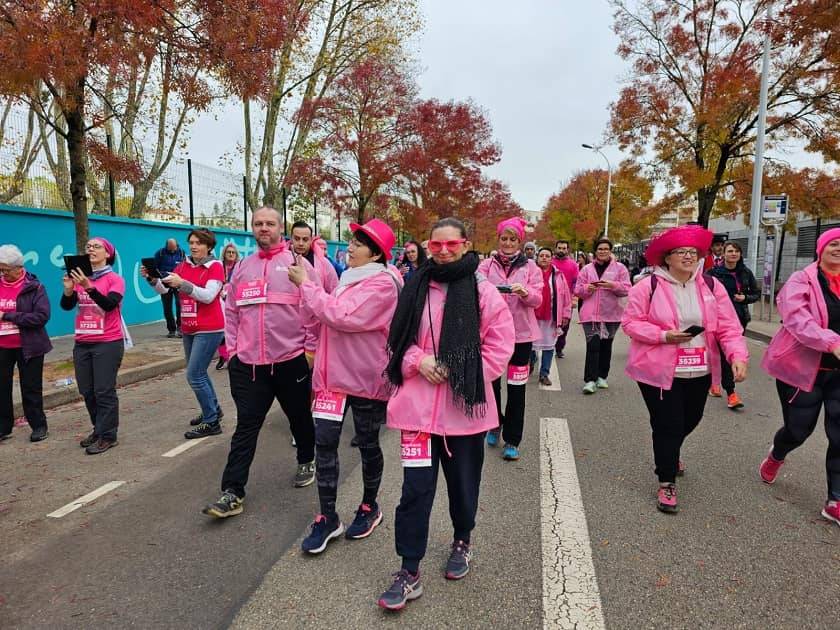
[64,82,89,251]
[130,180,154,218]
[696,188,717,227]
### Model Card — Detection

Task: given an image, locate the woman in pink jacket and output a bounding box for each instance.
[377,217,514,611]
[478,217,542,461]
[758,228,840,526]
[530,247,572,387]
[574,238,631,394]
[288,219,399,554]
[621,225,748,513]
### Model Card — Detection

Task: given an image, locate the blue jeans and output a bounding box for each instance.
[182,332,224,424]
[530,349,555,378]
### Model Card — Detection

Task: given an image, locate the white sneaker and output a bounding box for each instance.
[596,378,609,389]
[582,381,597,394]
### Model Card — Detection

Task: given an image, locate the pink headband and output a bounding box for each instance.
[496,217,528,242]
[92,237,115,258]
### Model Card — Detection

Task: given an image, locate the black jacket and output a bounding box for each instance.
[708,261,760,327]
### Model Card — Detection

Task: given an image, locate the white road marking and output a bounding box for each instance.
[162,437,209,458]
[538,355,563,391]
[540,417,606,630]
[47,481,126,518]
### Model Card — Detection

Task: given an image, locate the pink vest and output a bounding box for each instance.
[74,273,125,343]
[176,259,225,334]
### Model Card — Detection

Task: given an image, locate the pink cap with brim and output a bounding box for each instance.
[496,217,528,242]
[644,225,713,266]
[817,228,840,260]
[349,219,396,261]
[92,237,116,259]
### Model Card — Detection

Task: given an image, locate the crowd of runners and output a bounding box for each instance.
[1,211,839,611]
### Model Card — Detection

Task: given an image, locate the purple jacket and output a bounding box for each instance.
[1,272,52,360]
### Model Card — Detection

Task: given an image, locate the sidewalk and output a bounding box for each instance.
[13,321,187,417]
[744,304,781,343]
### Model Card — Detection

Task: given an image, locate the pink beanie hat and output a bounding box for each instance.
[496,217,528,241]
[817,227,840,260]
[91,237,116,259]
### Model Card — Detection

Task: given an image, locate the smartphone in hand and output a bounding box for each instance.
[682,325,705,337]
[496,285,513,294]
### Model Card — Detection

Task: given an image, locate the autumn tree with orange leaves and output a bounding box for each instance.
[609,0,840,227]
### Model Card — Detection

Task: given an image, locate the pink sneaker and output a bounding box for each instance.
[821,501,840,526]
[759,451,784,484]
[657,484,678,513]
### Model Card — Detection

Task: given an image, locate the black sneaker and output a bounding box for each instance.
[301,514,344,554]
[85,438,118,455]
[445,540,471,580]
[202,490,243,518]
[79,431,98,448]
[190,409,224,426]
[167,331,177,338]
[215,357,226,370]
[345,503,383,539]
[377,569,422,611]
[184,422,222,439]
[294,461,316,487]
[30,427,48,442]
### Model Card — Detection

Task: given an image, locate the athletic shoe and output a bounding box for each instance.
[85,438,118,455]
[502,444,520,461]
[677,460,686,477]
[184,422,222,439]
[30,427,48,442]
[167,331,177,338]
[486,429,500,447]
[190,409,224,426]
[709,385,722,397]
[582,381,597,395]
[657,483,678,513]
[215,357,226,370]
[821,501,840,526]
[727,392,744,410]
[539,375,552,386]
[445,540,471,580]
[176,329,183,338]
[79,431,98,448]
[301,514,344,554]
[596,377,609,389]
[759,451,784,484]
[345,503,383,539]
[294,461,316,487]
[377,569,422,611]
[202,489,243,518]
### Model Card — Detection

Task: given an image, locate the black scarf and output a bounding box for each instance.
[386,252,485,417]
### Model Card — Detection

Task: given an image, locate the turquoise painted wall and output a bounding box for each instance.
[0,204,350,337]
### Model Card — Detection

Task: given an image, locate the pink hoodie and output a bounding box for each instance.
[225,250,320,365]
[477,256,543,343]
[575,259,631,323]
[300,270,399,401]
[762,262,840,392]
[386,277,515,436]
[621,267,748,389]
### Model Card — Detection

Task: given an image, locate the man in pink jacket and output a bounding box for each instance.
[202,207,320,519]
[291,220,339,293]
[551,239,579,357]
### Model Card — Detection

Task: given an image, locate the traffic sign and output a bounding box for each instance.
[761,194,788,223]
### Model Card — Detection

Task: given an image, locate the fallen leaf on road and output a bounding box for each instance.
[655,574,671,588]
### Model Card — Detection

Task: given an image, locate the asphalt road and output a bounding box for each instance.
[1,328,837,629]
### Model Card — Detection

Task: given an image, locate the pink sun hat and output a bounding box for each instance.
[644,225,713,266]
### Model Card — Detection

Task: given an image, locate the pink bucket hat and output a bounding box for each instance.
[817,227,840,260]
[644,225,713,266]
[349,218,396,261]
[496,217,528,241]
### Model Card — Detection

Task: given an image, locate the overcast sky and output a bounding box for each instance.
[187,1,628,213]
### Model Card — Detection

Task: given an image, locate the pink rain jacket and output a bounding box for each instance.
[477,257,543,343]
[225,251,319,365]
[301,271,399,401]
[544,267,573,326]
[621,268,748,389]
[575,260,631,323]
[313,254,339,294]
[387,277,515,436]
[762,262,840,392]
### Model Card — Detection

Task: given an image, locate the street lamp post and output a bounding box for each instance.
[582,143,612,238]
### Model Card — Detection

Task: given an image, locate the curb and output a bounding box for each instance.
[15,356,186,417]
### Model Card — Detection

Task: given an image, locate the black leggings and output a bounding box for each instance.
[315,395,385,519]
[491,342,532,447]
[639,375,711,483]
[772,372,840,501]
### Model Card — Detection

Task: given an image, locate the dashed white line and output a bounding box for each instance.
[47,481,126,518]
[540,417,606,630]
[161,437,209,458]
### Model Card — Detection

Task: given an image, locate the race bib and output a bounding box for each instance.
[400,431,432,468]
[74,309,105,335]
[0,320,19,336]
[235,279,268,306]
[312,390,347,422]
[675,347,707,373]
[507,364,529,385]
